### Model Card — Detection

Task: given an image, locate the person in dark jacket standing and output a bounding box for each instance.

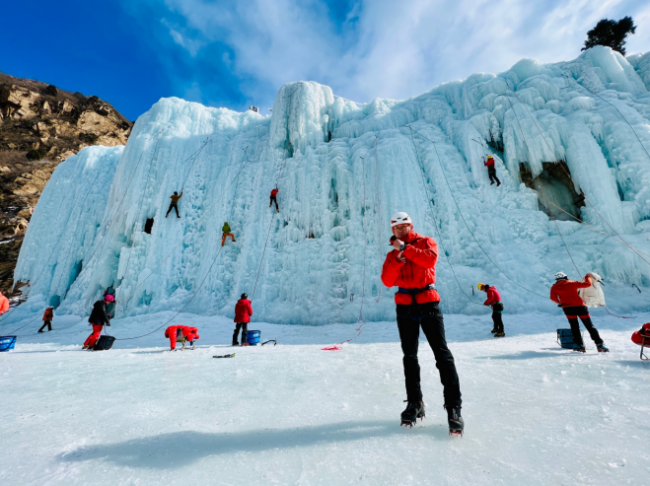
[484,155,501,186]
[38,307,54,333]
[83,295,111,350]
[550,272,608,353]
[232,293,253,346]
[478,283,505,337]
[165,191,183,218]
[381,212,463,435]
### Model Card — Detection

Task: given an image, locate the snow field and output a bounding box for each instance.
[1,311,649,485]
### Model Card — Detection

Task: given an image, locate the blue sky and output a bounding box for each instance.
[2,0,648,120]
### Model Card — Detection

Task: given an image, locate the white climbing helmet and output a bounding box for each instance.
[391,212,412,228]
[554,272,568,280]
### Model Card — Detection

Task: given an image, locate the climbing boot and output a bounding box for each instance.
[597,344,609,353]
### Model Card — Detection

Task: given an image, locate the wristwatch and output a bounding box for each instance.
[399,243,405,251]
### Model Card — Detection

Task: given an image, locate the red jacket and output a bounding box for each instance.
[483,286,501,306]
[270,189,279,197]
[381,230,440,305]
[43,307,54,321]
[234,299,253,322]
[0,291,9,315]
[550,276,592,308]
[165,325,200,350]
[484,158,495,168]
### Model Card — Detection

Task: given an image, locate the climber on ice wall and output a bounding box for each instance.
[381,212,464,434]
[83,294,113,350]
[270,187,280,212]
[484,155,501,186]
[478,284,505,337]
[550,272,609,353]
[165,191,183,218]
[232,293,252,346]
[221,222,236,246]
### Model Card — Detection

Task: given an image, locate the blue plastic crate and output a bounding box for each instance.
[0,335,17,352]
[556,329,581,349]
[246,330,261,345]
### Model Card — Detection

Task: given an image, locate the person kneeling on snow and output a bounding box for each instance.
[165,325,200,350]
[232,293,252,346]
[478,284,505,337]
[550,272,608,353]
[83,294,113,350]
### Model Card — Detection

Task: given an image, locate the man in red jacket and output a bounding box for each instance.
[484,155,501,186]
[165,325,200,350]
[550,272,608,353]
[233,293,253,346]
[478,284,505,337]
[269,187,280,212]
[381,212,463,435]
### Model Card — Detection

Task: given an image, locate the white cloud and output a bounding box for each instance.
[154,0,650,108]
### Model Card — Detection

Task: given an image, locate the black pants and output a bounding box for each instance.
[38,320,52,332]
[270,196,279,211]
[166,203,180,218]
[232,322,248,345]
[491,303,504,333]
[488,168,501,185]
[562,306,602,346]
[396,302,462,407]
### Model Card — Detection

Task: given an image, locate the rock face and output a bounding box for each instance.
[0,71,132,297]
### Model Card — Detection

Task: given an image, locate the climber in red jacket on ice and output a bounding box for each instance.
[232,293,253,345]
[165,325,200,350]
[270,187,280,212]
[550,272,608,353]
[381,211,463,434]
[478,284,505,337]
[484,155,501,186]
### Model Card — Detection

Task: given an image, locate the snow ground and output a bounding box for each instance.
[2,311,649,485]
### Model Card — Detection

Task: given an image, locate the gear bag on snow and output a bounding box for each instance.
[578,272,606,307]
[93,335,115,351]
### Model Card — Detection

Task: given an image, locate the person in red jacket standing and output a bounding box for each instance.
[38,307,54,333]
[164,325,200,350]
[550,272,608,353]
[269,187,280,212]
[478,284,505,337]
[484,155,501,186]
[381,212,463,435]
[233,293,253,346]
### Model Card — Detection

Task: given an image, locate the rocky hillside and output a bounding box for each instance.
[0,72,132,298]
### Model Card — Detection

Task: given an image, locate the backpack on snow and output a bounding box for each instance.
[93,335,115,351]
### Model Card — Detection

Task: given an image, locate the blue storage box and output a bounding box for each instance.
[556,329,581,349]
[246,330,261,346]
[0,335,17,352]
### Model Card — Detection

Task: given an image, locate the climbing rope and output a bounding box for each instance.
[373,136,383,302]
[501,79,650,269]
[180,137,212,191]
[408,128,484,307]
[120,147,253,309]
[562,73,650,164]
[115,147,250,340]
[407,125,550,300]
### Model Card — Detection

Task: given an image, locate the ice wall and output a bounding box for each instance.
[13,47,650,324]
